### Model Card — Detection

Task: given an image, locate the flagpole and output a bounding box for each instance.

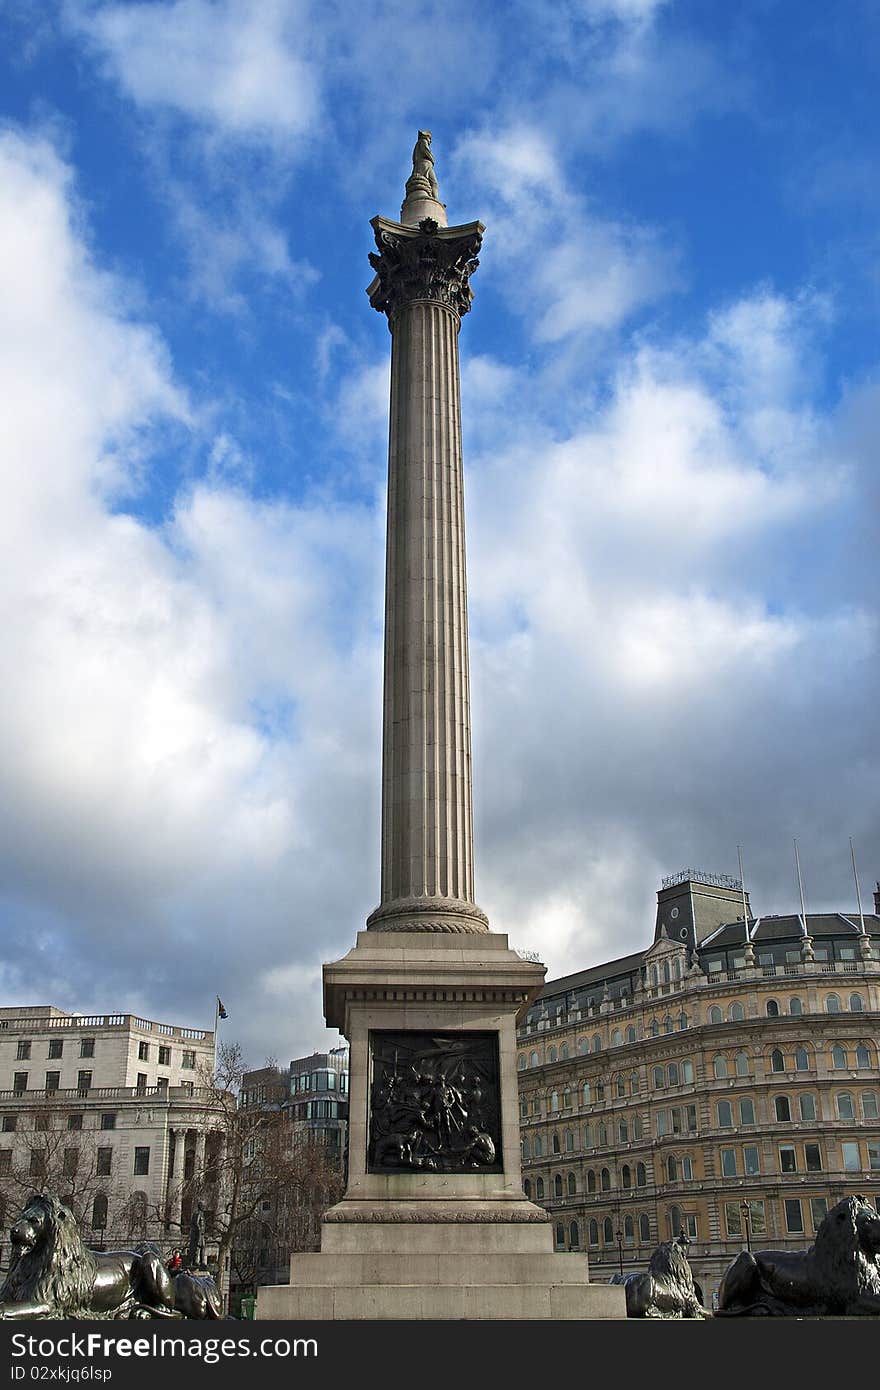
[794,839,808,936]
[213,997,220,1078]
[850,837,866,936]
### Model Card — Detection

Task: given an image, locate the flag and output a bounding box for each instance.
[217,997,228,1020]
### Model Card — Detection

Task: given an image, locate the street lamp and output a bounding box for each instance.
[615,1225,624,1278]
[740,1200,751,1252]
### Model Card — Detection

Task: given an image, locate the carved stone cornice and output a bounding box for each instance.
[367,215,484,322]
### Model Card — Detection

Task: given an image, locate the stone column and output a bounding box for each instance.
[168,1128,184,1235]
[194,1128,207,1187]
[365,192,487,935]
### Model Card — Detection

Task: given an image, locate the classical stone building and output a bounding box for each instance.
[517,871,880,1302]
[0,1004,223,1265]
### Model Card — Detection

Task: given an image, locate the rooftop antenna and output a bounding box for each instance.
[794,838,808,936]
[850,837,867,936]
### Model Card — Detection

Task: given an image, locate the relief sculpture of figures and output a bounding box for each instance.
[369,1032,501,1174]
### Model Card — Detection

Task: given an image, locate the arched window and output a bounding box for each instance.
[735,1051,749,1076]
[795,1046,809,1071]
[673,957,682,980]
[601,1167,611,1191]
[831,1045,847,1070]
[569,1220,580,1248]
[529,1051,539,1067]
[626,1026,637,1044]
[850,993,864,1013]
[639,1213,651,1243]
[554,1174,563,1198]
[799,1093,816,1121]
[518,1054,526,1070]
[766,999,779,1017]
[603,1217,614,1244]
[523,1178,531,1198]
[650,1019,660,1037]
[775,1095,791,1122]
[582,1082,591,1105]
[578,1038,589,1055]
[836,1092,854,1121]
[583,1124,592,1149]
[653,1065,665,1088]
[552,1131,561,1154]
[589,1219,599,1246]
[789,997,803,1016]
[611,1029,622,1047]
[713,1055,728,1079]
[521,1136,530,1161]
[664,1015,673,1033]
[636,1162,647,1187]
[560,1043,570,1060]
[591,1034,602,1052]
[739,1097,755,1125]
[679,1011,688,1030]
[535,1177,545,1199]
[91,1194,108,1229]
[682,1060,694,1084]
[622,1164,632,1189]
[708,1006,723,1024]
[650,965,658,987]
[631,1071,640,1095]
[717,1100,733,1127]
[587,1170,596,1194]
[567,1172,577,1196]
[548,1047,557,1063]
[563,1087,572,1109]
[555,1222,565,1247]
[667,1155,678,1182]
[618,1119,628,1144]
[667,1062,679,1087]
[596,1081,605,1101]
[624,1215,635,1244]
[856,1044,871,1070]
[770,1048,785,1073]
[565,1128,574,1152]
[616,1075,626,1098]
[550,1090,560,1112]
[663,961,671,984]
[633,1115,643,1140]
[729,1002,744,1022]
[862,1092,878,1119]
[533,1135,544,1158]
[598,1122,608,1146]
[668,1205,683,1235]
[825,994,840,1014]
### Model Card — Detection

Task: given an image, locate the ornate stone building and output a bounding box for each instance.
[516,871,880,1302]
[0,1004,222,1266]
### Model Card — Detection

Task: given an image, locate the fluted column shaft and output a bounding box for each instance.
[366,215,487,933]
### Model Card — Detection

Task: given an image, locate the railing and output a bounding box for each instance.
[0,1084,217,1103]
[0,1014,210,1040]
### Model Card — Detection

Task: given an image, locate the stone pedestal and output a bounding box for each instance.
[256,933,624,1319]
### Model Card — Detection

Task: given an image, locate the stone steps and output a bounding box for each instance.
[257,1280,625,1320]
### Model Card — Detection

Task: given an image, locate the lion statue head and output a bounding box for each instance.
[0,1194,97,1318]
[648,1234,696,1285]
[813,1195,880,1298]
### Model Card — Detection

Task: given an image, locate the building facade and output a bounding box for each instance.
[0,1004,222,1268]
[517,872,880,1303]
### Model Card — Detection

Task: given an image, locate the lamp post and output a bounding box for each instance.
[740,1200,752,1252]
[616,1225,624,1277]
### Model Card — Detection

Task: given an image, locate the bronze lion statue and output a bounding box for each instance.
[0,1194,176,1320]
[717,1194,880,1316]
[611,1233,709,1318]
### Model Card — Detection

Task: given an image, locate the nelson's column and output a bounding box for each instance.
[257,134,624,1320]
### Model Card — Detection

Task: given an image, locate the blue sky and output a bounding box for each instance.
[0,0,877,1065]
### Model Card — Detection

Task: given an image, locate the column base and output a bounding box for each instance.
[365,895,489,933]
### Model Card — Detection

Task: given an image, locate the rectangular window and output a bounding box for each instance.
[13,1072,28,1095]
[744,1145,760,1175]
[133,1147,150,1176]
[739,1098,755,1125]
[779,1145,797,1174]
[686,1104,697,1133]
[681,1156,694,1180]
[684,1214,698,1239]
[785,1198,804,1233]
[67,1114,83,1131]
[842,1142,861,1172]
[0,1150,11,1174]
[136,1073,147,1093]
[157,1077,168,1089]
[45,1071,60,1093]
[100,1113,116,1131]
[721,1147,737,1177]
[725,1202,743,1237]
[34,1112,49,1132]
[80,1038,95,1058]
[671,1107,682,1135]
[48,1039,63,1059]
[158,1045,171,1066]
[656,1110,669,1137]
[810,1197,828,1230]
[96,1147,112,1176]
[182,1050,195,1069]
[138,1040,149,1061]
[867,1143,880,1172]
[77,1070,92,1094]
[717,1101,733,1128]
[16,1041,31,1060]
[62,1149,78,1177]
[863,1093,879,1120]
[748,1200,766,1237]
[2,1116,17,1133]
[30,1150,47,1177]
[804,1143,822,1172]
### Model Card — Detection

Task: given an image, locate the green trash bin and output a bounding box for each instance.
[240,1294,256,1320]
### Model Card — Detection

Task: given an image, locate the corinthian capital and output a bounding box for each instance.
[367,216,484,322]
